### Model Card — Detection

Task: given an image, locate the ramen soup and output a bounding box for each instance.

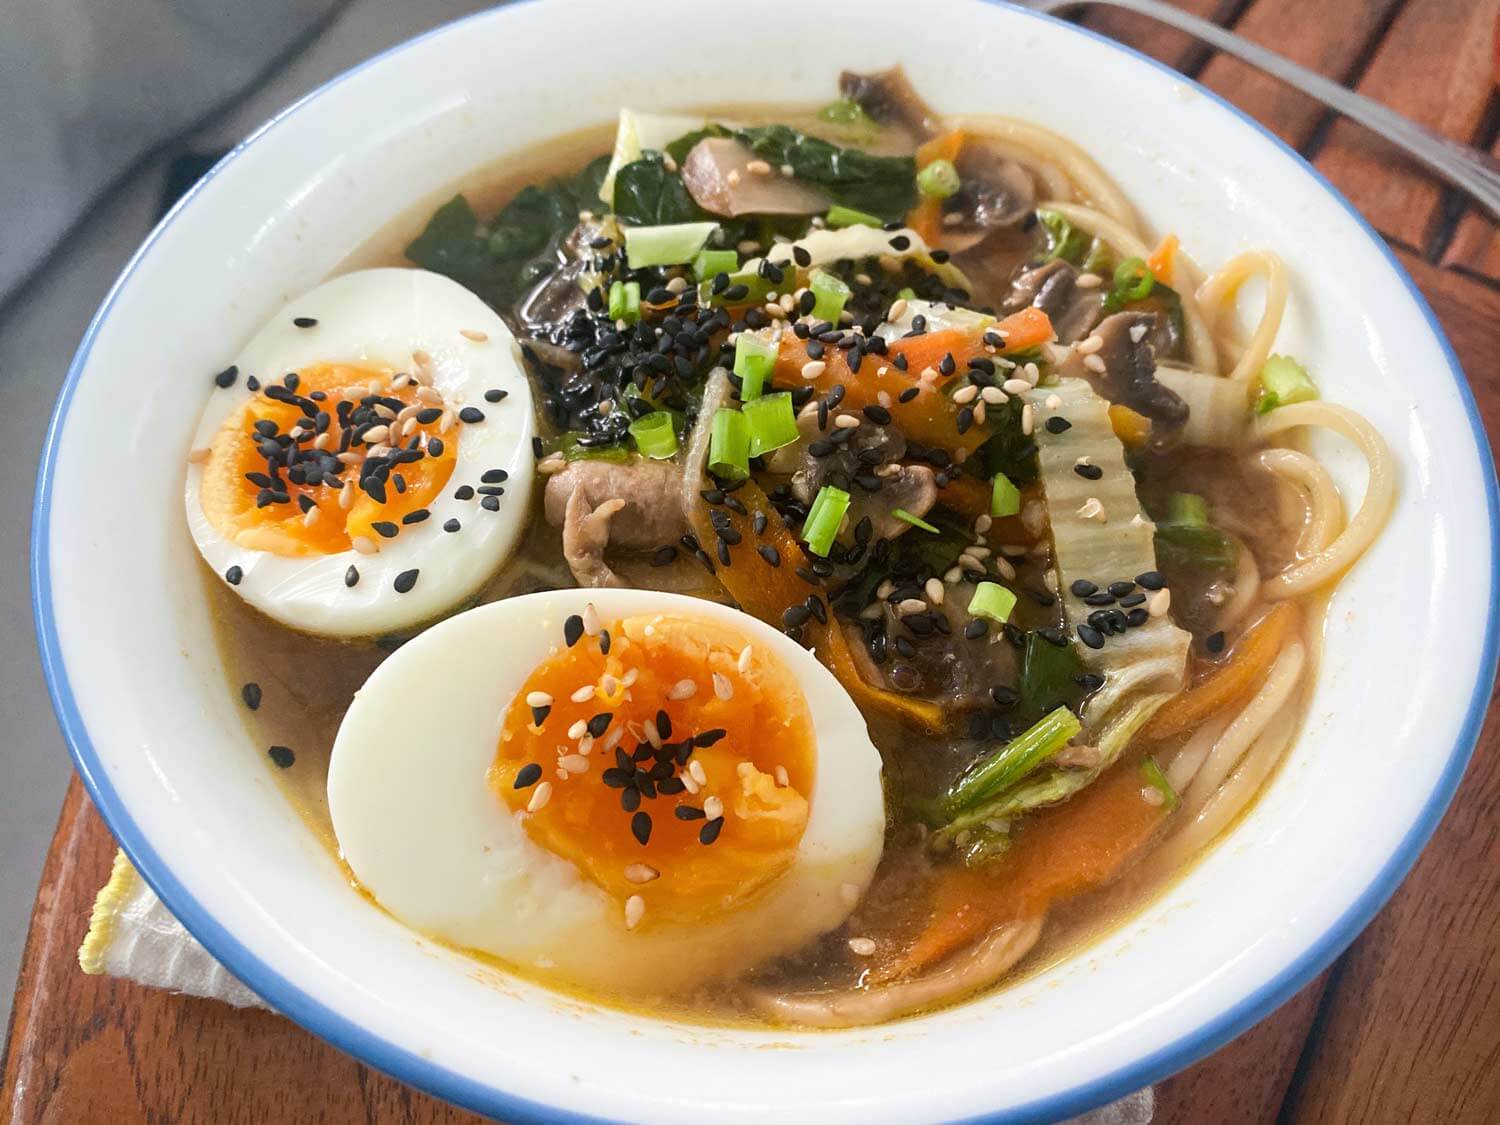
[187,69,1394,1027]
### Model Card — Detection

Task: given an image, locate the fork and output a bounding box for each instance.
[1016,0,1500,217]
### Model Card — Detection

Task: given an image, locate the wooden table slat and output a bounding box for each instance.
[1441,135,1500,284]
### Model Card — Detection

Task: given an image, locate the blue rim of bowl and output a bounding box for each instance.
[30,2,1500,1122]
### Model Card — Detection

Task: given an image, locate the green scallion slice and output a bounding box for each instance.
[967,581,1017,625]
[707,408,750,482]
[991,473,1021,517]
[733,332,778,401]
[916,158,960,200]
[808,269,851,325]
[1255,355,1318,415]
[743,392,799,458]
[628,411,678,460]
[1140,758,1180,811]
[943,705,1082,815]
[624,221,719,269]
[892,508,940,533]
[693,247,739,281]
[1167,492,1209,527]
[803,485,851,557]
[825,204,884,229]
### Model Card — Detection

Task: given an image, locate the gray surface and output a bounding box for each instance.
[0,0,488,1039]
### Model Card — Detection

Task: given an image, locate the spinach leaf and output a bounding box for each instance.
[664,124,732,165]
[734,125,915,220]
[612,155,708,225]
[404,154,609,308]
[974,395,1039,485]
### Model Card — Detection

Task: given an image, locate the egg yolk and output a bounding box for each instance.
[492,612,815,925]
[198,363,457,556]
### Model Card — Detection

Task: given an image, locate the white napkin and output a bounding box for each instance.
[81,849,1153,1122]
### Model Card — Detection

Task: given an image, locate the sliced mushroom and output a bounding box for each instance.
[747,915,1044,1028]
[543,457,688,549]
[937,138,1038,252]
[838,66,943,139]
[680,137,829,217]
[1058,311,1189,426]
[784,409,938,542]
[1001,258,1103,344]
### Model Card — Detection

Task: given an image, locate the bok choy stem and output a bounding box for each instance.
[943,706,1082,818]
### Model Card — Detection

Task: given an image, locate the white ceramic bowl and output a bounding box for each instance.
[32,1,1499,1121]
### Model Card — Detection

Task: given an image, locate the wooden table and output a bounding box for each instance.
[6,2,1500,1121]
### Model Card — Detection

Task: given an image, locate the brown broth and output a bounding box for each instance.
[207,107,1319,1026]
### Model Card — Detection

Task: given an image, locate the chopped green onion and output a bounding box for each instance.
[1104,256,1154,311]
[743,392,800,457]
[808,269,851,324]
[624,221,719,269]
[707,408,750,481]
[916,158,961,200]
[556,433,630,462]
[896,286,917,301]
[990,473,1021,517]
[825,204,884,229]
[700,269,773,307]
[967,581,1017,625]
[606,280,641,324]
[943,705,1082,815]
[803,485,851,557]
[1168,492,1209,527]
[693,247,739,281]
[628,411,679,460]
[892,508,940,534]
[1255,355,1318,415]
[1140,758,1180,811]
[733,332,778,401]
[816,97,876,132]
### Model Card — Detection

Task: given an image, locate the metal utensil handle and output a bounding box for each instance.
[1083,0,1500,218]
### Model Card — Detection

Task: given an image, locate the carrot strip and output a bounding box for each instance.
[1144,602,1299,740]
[686,477,945,733]
[937,474,991,519]
[880,763,1170,980]
[1147,234,1179,283]
[916,129,965,168]
[992,306,1053,352]
[907,197,944,247]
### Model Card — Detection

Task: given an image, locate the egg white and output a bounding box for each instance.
[185,268,535,637]
[327,588,887,996]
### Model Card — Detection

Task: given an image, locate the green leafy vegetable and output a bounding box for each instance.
[664,123,732,165]
[991,473,1021,517]
[1019,631,1084,722]
[1152,492,1240,573]
[816,97,878,139]
[1036,209,1089,265]
[734,125,916,220]
[612,155,708,225]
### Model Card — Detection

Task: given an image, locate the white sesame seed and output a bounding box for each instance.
[624,863,659,885]
[643,719,662,749]
[974,514,992,534]
[1076,334,1104,355]
[525,691,553,709]
[667,678,697,700]
[621,668,640,687]
[570,684,596,703]
[704,795,724,819]
[351,535,377,554]
[774,765,789,787]
[995,557,1018,581]
[188,446,212,464]
[415,385,443,405]
[980,385,1008,405]
[624,895,646,929]
[538,453,568,475]
[1077,497,1107,522]
[302,506,320,528]
[1083,354,1108,375]
[567,719,588,740]
[602,726,626,752]
[439,409,455,434]
[834,413,860,429]
[1044,393,1062,410]
[973,400,987,425]
[1002,378,1032,396]
[713,672,734,700]
[953,384,979,404]
[1148,588,1172,617]
[877,390,892,408]
[963,545,992,560]
[847,937,877,956]
[662,153,678,173]
[780,163,795,177]
[339,484,355,511]
[746,159,773,175]
[681,774,700,795]
[362,424,390,444]
[689,760,708,786]
[737,645,753,673]
[959,554,986,575]
[1075,272,1104,289]
[801,359,827,380]
[1021,403,1035,435]
[559,754,589,774]
[460,328,489,342]
[737,239,760,254]
[897,598,928,616]
[876,579,894,599]
[527,781,553,813]
[944,566,963,583]
[888,298,908,321]
[581,603,601,636]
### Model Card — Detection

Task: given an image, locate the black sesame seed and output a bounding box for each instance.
[1070,579,1099,597]
[371,521,399,538]
[1074,463,1104,481]
[562,614,585,647]
[1077,624,1105,649]
[757,544,781,567]
[652,545,677,566]
[415,408,443,424]
[599,629,611,654]
[1206,631,1227,654]
[631,811,653,845]
[587,712,613,737]
[393,569,419,594]
[1107,580,1136,597]
[224,565,243,586]
[1075,672,1106,692]
[481,495,501,511]
[621,787,642,812]
[898,386,920,403]
[1045,416,1072,434]
[268,745,295,768]
[401,509,430,525]
[1126,608,1150,627]
[862,404,892,425]
[531,704,551,726]
[1084,591,1117,606]
[1119,591,1146,607]
[939,352,956,376]
[481,469,509,484]
[699,817,724,845]
[1037,626,1068,648]
[792,245,812,267]
[458,406,485,424]
[443,518,461,533]
[1136,570,1166,590]
[695,728,726,747]
[477,485,505,497]
[292,317,317,328]
[344,565,359,588]
[888,235,912,251]
[213,365,239,389]
[484,388,509,403]
[675,805,706,821]
[513,763,543,789]
[782,604,812,630]
[964,619,988,639]
[241,682,262,710]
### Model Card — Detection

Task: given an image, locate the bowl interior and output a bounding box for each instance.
[35,1,1496,1122]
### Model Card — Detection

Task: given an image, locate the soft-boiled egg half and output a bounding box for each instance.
[185,268,534,637]
[327,588,886,996]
